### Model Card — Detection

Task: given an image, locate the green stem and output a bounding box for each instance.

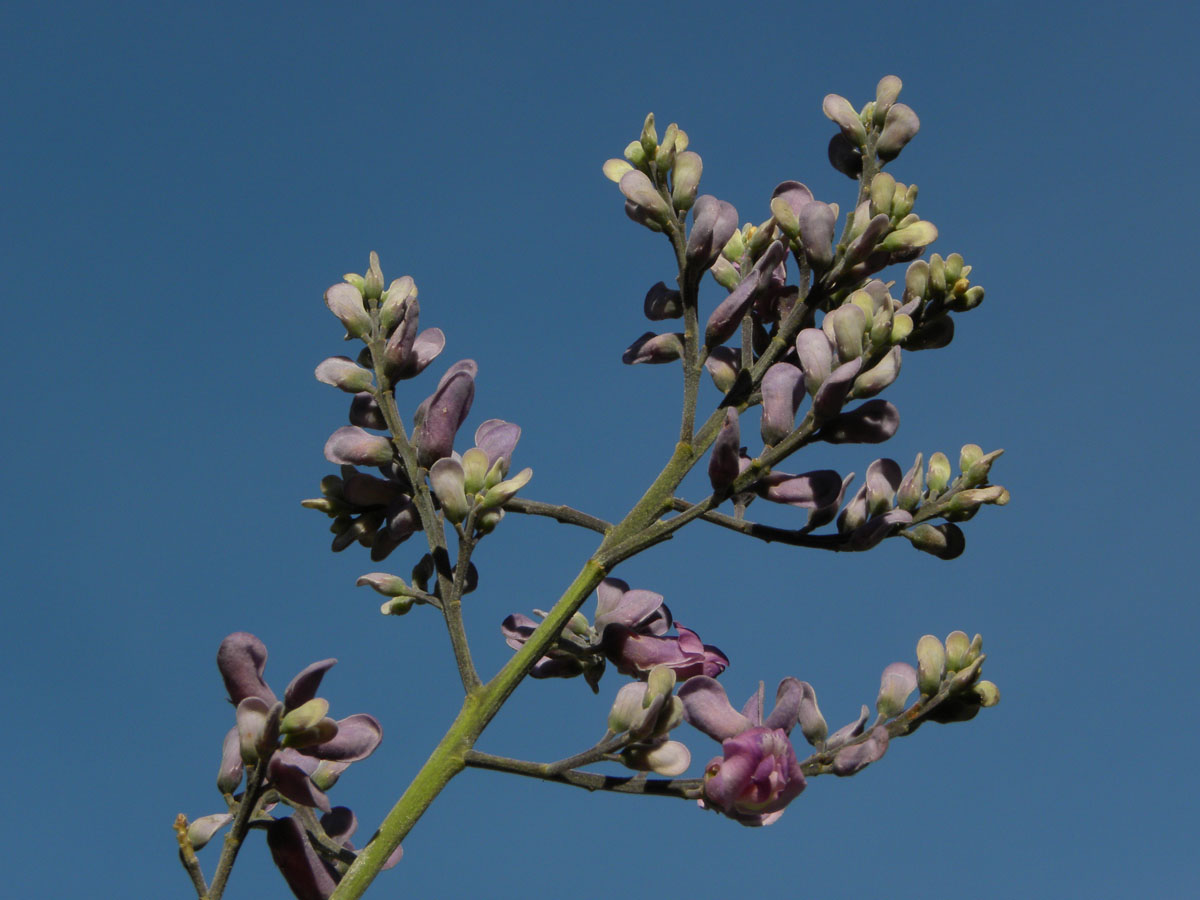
[206,756,270,900]
[463,750,700,799]
[174,814,209,898]
[503,497,611,534]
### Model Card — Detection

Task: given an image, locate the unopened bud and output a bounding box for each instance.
[280,698,330,735]
[624,140,646,167]
[822,93,866,146]
[364,252,384,301]
[916,634,946,694]
[603,158,634,182]
[959,443,983,473]
[671,150,703,210]
[944,631,971,671]
[874,75,902,126]
[897,453,924,511]
[878,220,938,254]
[639,112,658,157]
[876,662,917,718]
[904,522,965,560]
[890,313,914,344]
[927,452,952,495]
[870,172,896,217]
[973,680,1000,707]
[380,596,414,615]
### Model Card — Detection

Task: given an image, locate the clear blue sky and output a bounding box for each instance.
[4,1,1194,897]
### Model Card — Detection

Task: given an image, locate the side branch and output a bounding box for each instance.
[463,750,700,800]
[669,499,848,550]
[503,497,611,533]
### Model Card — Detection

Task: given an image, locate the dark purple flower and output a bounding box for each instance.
[215,633,382,810]
[412,360,477,466]
[708,408,741,491]
[686,195,739,270]
[622,331,684,364]
[601,622,729,680]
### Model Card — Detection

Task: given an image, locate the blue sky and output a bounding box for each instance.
[4,1,1195,897]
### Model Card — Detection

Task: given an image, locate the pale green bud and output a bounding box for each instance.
[640,112,658,157]
[380,596,415,616]
[964,449,1004,487]
[897,453,924,511]
[671,150,703,210]
[710,256,740,289]
[890,313,914,344]
[379,275,416,333]
[916,634,946,694]
[944,631,971,671]
[891,181,914,218]
[655,122,678,169]
[959,443,984,474]
[973,680,1000,707]
[624,140,646,167]
[956,285,985,311]
[904,259,929,301]
[944,253,964,283]
[929,253,947,294]
[770,195,801,238]
[947,485,1009,514]
[673,128,689,152]
[927,452,952,495]
[870,172,896,217]
[646,664,676,703]
[343,272,366,293]
[479,466,533,510]
[364,252,384,301]
[824,303,867,362]
[603,158,634,182]
[721,227,745,261]
[461,447,490,495]
[476,508,504,534]
[874,75,903,126]
[878,220,938,253]
[280,698,330,735]
[848,289,876,322]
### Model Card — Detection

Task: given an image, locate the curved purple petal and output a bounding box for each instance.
[708,408,741,491]
[832,725,890,775]
[757,469,843,509]
[284,658,337,711]
[218,632,278,705]
[679,676,752,741]
[305,714,382,762]
[413,362,476,466]
[705,270,761,348]
[798,200,837,271]
[827,704,870,750]
[686,195,739,270]
[320,807,357,846]
[622,331,684,364]
[269,755,331,812]
[763,677,804,734]
[324,426,394,467]
[795,328,834,395]
[812,357,863,419]
[267,816,339,900]
[761,362,805,444]
[474,419,521,469]
[819,399,900,444]
[217,726,244,793]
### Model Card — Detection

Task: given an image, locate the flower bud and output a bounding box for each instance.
[686,195,740,270]
[812,357,863,419]
[870,172,896,217]
[704,346,740,392]
[324,282,372,339]
[916,635,946,694]
[619,170,671,224]
[827,132,862,179]
[944,631,971,671]
[904,522,965,559]
[947,485,1009,514]
[760,362,805,444]
[865,458,901,516]
[817,399,899,444]
[624,140,646,167]
[429,458,470,524]
[315,356,374,394]
[797,200,837,271]
[959,443,983,473]
[608,682,648,733]
[672,150,703,210]
[380,596,414,615]
[478,466,533,510]
[795,328,834,395]
[280,698,331,736]
[603,158,634,182]
[379,275,416,333]
[639,112,658,158]
[655,122,677,169]
[877,103,920,161]
[851,346,902,398]
[797,682,827,747]
[622,740,691,776]
[929,254,947,294]
[878,220,938,253]
[963,448,1004,487]
[973,680,1000,707]
[187,813,233,851]
[822,94,866,146]
[876,662,917,718]
[897,453,924,511]
[927,452,952,495]
[824,303,867,363]
[708,408,741,491]
[874,75,902,126]
[622,331,684,364]
[890,313,914,344]
[356,573,408,596]
[324,426,394,467]
[363,252,384,301]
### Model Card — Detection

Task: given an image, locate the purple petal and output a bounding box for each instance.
[622,331,684,364]
[413,361,476,466]
[848,508,913,551]
[812,358,864,418]
[770,181,814,221]
[760,362,805,444]
[795,328,834,395]
[763,677,804,734]
[832,725,890,775]
[644,281,684,320]
[843,213,892,270]
[708,408,741,491]
[267,816,339,900]
[320,807,357,846]
[500,613,538,650]
[827,704,870,749]
[798,201,837,271]
[304,714,383,762]
[877,662,918,717]
[818,399,900,444]
[757,469,843,509]
[348,393,386,430]
[315,356,373,393]
[865,458,903,512]
[877,103,920,161]
[827,132,862,179]
[474,419,521,469]
[342,472,402,507]
[679,676,752,741]
[324,282,371,339]
[324,426,394,467]
[284,658,337,711]
[686,195,739,270]
[594,585,668,633]
[269,755,331,812]
[217,726,244,793]
[218,632,278,705]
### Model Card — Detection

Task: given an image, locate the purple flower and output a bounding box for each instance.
[699,727,806,826]
[412,360,477,467]
[216,633,382,811]
[679,677,807,825]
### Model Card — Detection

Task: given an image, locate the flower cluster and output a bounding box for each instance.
[185,633,393,897]
[501,577,728,692]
